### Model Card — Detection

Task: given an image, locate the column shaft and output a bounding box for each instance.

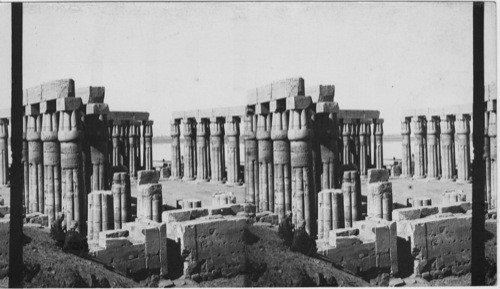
[225,117,241,185]
[182,119,196,181]
[455,114,471,182]
[413,116,427,178]
[41,112,61,226]
[426,117,440,179]
[271,111,291,220]
[170,120,182,179]
[27,114,44,213]
[244,115,259,209]
[257,114,273,212]
[209,118,224,183]
[401,118,412,177]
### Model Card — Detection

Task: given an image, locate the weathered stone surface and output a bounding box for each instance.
[107,111,150,122]
[306,85,335,102]
[137,170,160,184]
[286,96,312,110]
[56,97,82,111]
[76,86,105,103]
[86,103,109,115]
[25,85,42,105]
[247,78,305,104]
[367,168,390,183]
[41,79,75,101]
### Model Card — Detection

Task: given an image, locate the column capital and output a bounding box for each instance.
[256,113,272,140]
[271,110,288,140]
[225,116,240,137]
[243,114,257,140]
[412,115,427,135]
[288,108,313,141]
[455,113,471,134]
[181,119,195,137]
[426,116,440,135]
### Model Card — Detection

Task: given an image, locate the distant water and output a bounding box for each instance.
[153,138,405,166]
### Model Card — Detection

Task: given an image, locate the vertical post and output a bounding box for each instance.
[413,116,427,178]
[86,108,109,190]
[225,116,241,185]
[41,111,61,226]
[455,114,471,182]
[196,119,209,182]
[0,119,9,185]
[143,120,154,171]
[244,113,259,209]
[182,119,196,181]
[128,121,138,178]
[401,117,412,177]
[359,120,370,178]
[111,122,121,167]
[341,119,351,165]
[314,110,339,190]
[22,116,29,210]
[426,116,441,179]
[170,119,182,179]
[271,110,291,220]
[440,115,456,180]
[352,119,360,167]
[26,114,44,213]
[209,117,224,183]
[257,113,273,212]
[488,106,497,208]
[374,119,384,169]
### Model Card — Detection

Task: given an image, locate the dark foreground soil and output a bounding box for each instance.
[1,224,139,288]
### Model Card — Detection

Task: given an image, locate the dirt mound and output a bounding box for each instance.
[19,224,139,288]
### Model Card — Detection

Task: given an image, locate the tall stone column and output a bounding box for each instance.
[455,114,471,182]
[27,114,44,213]
[209,118,224,183]
[120,123,129,169]
[374,119,384,169]
[271,110,291,220]
[23,116,29,210]
[225,117,241,185]
[111,123,121,167]
[128,121,139,178]
[367,121,372,169]
[440,115,456,180]
[41,112,61,226]
[352,120,360,167]
[426,116,440,180]
[257,113,274,212]
[182,119,196,181]
[401,117,412,177]
[170,120,182,180]
[359,120,371,178]
[413,116,427,178]
[289,107,315,235]
[244,114,259,209]
[0,119,9,185]
[86,105,109,190]
[135,122,142,171]
[341,119,352,165]
[143,120,154,171]
[488,109,497,209]
[111,172,131,229]
[314,111,339,190]
[58,103,86,233]
[196,119,209,182]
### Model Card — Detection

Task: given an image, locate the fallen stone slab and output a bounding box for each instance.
[389,277,405,287]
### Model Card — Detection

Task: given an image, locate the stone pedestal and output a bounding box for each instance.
[143,121,154,171]
[488,110,497,209]
[271,111,291,220]
[225,117,241,185]
[244,115,259,209]
[87,190,113,241]
[195,120,209,182]
[374,119,384,169]
[59,109,86,233]
[86,110,109,190]
[27,114,44,213]
[341,171,361,228]
[341,120,352,165]
[41,112,61,226]
[289,108,315,235]
[0,119,9,186]
[209,118,224,183]
[440,116,455,180]
[426,117,440,180]
[413,116,427,179]
[170,120,182,180]
[111,172,130,229]
[314,112,339,190]
[182,119,196,181]
[401,118,412,177]
[455,114,471,182]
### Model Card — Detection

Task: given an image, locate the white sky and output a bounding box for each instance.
[0,2,496,135]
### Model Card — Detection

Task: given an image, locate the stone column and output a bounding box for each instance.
[488,108,497,209]
[359,120,371,178]
[128,121,139,178]
[314,112,339,190]
[366,169,392,221]
[401,117,412,177]
[137,170,162,223]
[440,115,456,180]
[341,170,361,228]
[209,118,224,183]
[244,114,259,209]
[367,121,372,169]
[257,113,274,212]
[341,119,352,165]
[27,114,44,213]
[111,172,130,229]
[289,107,315,235]
[170,120,182,180]
[0,119,9,186]
[41,112,61,226]
[87,190,113,241]
[317,189,344,240]
[143,121,154,171]
[352,120,360,167]
[271,110,291,220]
[58,106,86,233]
[426,116,440,180]
[225,117,241,185]
[111,123,121,167]
[413,116,427,178]
[195,119,209,182]
[87,112,109,191]
[182,119,196,181]
[121,123,129,169]
[374,119,384,169]
[23,116,29,211]
[455,114,471,182]
[134,122,142,171]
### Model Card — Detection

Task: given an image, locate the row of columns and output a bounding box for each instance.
[169,117,241,185]
[400,114,471,182]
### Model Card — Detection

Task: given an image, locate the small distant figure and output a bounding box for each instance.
[278,212,294,247]
[290,220,317,256]
[50,212,67,247]
[63,221,88,256]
